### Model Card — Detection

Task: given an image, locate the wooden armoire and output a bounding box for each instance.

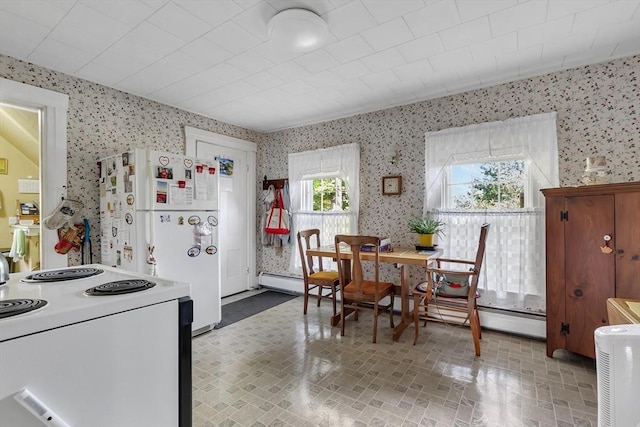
[542,182,640,358]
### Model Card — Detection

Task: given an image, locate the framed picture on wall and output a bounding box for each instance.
[0,158,7,174]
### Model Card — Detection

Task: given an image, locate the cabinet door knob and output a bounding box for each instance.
[574,288,583,297]
[603,234,612,241]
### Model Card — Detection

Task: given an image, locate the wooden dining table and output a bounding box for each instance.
[306,244,443,341]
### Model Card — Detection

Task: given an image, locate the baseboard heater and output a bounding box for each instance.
[257,272,546,339]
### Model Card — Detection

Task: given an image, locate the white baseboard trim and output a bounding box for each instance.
[257,273,546,339]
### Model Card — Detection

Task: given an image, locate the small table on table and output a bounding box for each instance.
[306,245,443,341]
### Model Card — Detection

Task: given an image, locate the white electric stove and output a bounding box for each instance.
[0,265,193,427]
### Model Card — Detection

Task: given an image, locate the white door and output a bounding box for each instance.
[191,135,256,298]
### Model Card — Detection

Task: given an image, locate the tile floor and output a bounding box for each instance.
[192,294,597,427]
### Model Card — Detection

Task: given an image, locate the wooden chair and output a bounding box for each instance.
[335,235,395,343]
[297,229,340,317]
[412,224,490,355]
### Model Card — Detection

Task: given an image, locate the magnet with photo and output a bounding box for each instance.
[126,194,135,205]
[178,216,184,225]
[125,213,133,225]
[205,245,217,255]
[185,169,192,179]
[156,166,173,179]
[122,152,129,166]
[188,215,201,225]
[207,215,218,226]
[156,181,168,203]
[187,246,200,257]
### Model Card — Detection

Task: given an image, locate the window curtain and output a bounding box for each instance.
[424,113,558,314]
[288,143,360,274]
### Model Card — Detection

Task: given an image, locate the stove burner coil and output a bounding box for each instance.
[85,279,156,296]
[0,299,48,318]
[22,267,104,283]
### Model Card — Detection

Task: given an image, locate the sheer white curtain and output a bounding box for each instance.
[424,113,558,313]
[288,143,360,274]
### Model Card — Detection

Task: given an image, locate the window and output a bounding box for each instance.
[288,144,360,274]
[301,178,350,212]
[448,160,527,209]
[425,113,558,315]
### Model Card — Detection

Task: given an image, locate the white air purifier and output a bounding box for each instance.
[595,324,640,427]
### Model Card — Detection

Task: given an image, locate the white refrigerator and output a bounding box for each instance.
[99,148,220,334]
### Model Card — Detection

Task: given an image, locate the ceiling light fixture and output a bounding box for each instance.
[267,8,328,53]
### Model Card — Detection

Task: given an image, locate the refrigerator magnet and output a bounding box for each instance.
[125,213,133,225]
[178,216,184,225]
[205,246,217,255]
[184,158,193,168]
[126,194,134,205]
[207,215,218,226]
[185,169,192,180]
[187,246,200,257]
[188,215,201,225]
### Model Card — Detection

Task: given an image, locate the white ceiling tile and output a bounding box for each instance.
[47,3,131,53]
[546,0,611,21]
[325,1,377,39]
[454,0,517,22]
[265,0,336,16]
[362,0,425,23]
[243,71,284,90]
[0,11,51,59]
[179,38,234,67]
[149,66,236,102]
[361,48,406,72]
[234,0,262,10]
[571,1,640,35]
[428,47,474,73]
[28,38,95,74]
[279,80,316,95]
[202,62,249,86]
[612,36,640,57]
[147,2,212,42]
[518,16,574,49]
[392,59,434,82]
[203,21,262,54]
[489,1,547,37]
[439,17,492,51]
[541,32,595,61]
[361,17,414,51]
[495,44,543,71]
[76,61,133,86]
[469,33,517,59]
[231,1,277,41]
[267,61,311,81]
[361,69,400,89]
[325,35,375,63]
[593,14,640,49]
[303,70,343,88]
[294,49,340,73]
[404,1,461,38]
[397,34,445,62]
[83,0,158,26]
[0,0,73,28]
[124,21,184,55]
[226,50,274,73]
[91,38,165,72]
[176,0,243,27]
[330,60,371,80]
[561,43,619,69]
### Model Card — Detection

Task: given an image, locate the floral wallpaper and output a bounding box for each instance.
[0,54,637,282]
[257,55,639,282]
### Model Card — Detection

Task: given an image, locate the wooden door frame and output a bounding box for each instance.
[184,126,257,288]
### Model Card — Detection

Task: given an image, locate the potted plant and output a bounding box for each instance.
[408,216,445,247]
